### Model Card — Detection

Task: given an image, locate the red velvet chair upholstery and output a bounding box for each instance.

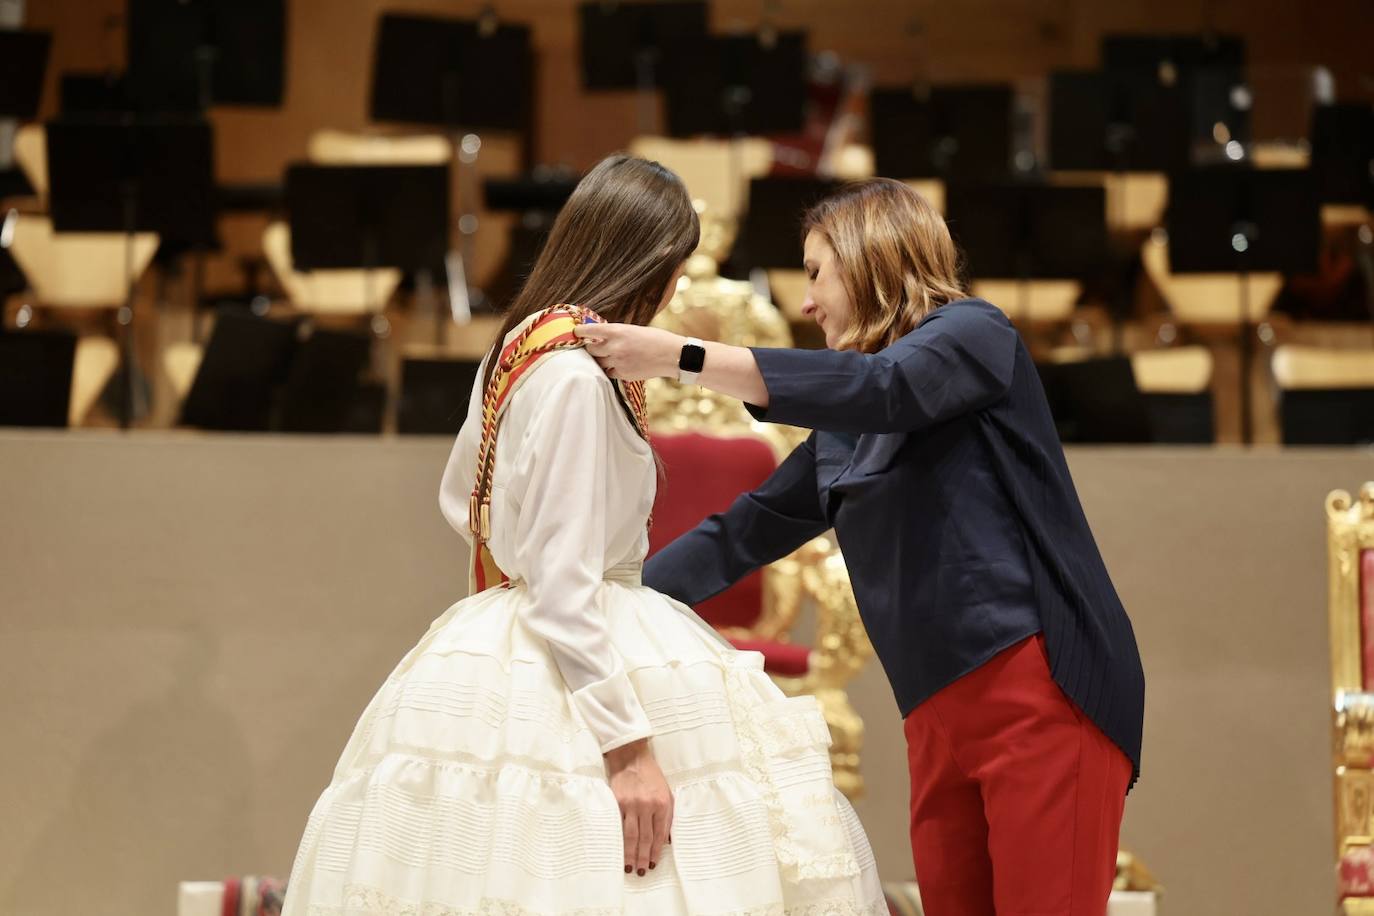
[1327,484,1374,915]
[650,432,812,677]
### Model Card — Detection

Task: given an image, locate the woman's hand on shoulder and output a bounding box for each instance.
[574,323,683,382]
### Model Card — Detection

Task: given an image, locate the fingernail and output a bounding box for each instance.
[649,862,656,870]
[637,868,646,877]
[624,866,632,874]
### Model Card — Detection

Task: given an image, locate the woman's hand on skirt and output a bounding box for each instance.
[604,737,674,876]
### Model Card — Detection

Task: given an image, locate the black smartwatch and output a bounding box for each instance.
[677,337,705,384]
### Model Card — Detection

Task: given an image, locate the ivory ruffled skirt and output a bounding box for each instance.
[281,574,886,916]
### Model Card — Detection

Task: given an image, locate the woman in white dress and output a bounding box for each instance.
[281,154,885,916]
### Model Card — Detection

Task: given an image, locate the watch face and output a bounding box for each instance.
[680,343,706,374]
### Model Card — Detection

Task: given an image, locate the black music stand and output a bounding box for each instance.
[279,328,383,434]
[733,176,844,273]
[286,164,450,432]
[1048,72,1112,172]
[0,247,21,301]
[1035,357,1153,444]
[47,118,217,246]
[660,32,808,139]
[179,309,299,431]
[0,29,52,121]
[124,0,286,352]
[393,173,574,436]
[397,357,481,436]
[1143,388,1215,444]
[179,310,385,434]
[59,71,132,115]
[0,329,76,428]
[482,172,578,309]
[579,1,708,134]
[484,175,578,214]
[945,182,1108,322]
[1048,70,1193,174]
[0,32,43,210]
[126,0,286,112]
[1167,168,1319,274]
[1038,356,1213,444]
[1166,165,1320,444]
[1099,34,1250,171]
[285,164,450,277]
[370,13,532,133]
[396,171,580,435]
[1310,104,1374,205]
[45,117,216,428]
[1279,389,1374,446]
[0,33,46,272]
[285,162,449,321]
[579,1,707,89]
[1047,66,1211,345]
[870,87,936,179]
[871,85,1013,181]
[0,166,31,200]
[1102,33,1244,72]
[370,11,533,323]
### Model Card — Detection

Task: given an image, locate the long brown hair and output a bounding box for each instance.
[802,178,966,354]
[481,153,699,390]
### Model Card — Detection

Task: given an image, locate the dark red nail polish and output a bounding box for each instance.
[649,862,656,870]
[624,866,632,874]
[637,868,645,877]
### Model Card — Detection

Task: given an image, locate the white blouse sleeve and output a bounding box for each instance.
[510,371,653,753]
[437,357,490,545]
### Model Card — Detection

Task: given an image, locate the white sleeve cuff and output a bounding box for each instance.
[571,669,653,753]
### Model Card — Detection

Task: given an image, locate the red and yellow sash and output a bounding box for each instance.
[469,303,650,594]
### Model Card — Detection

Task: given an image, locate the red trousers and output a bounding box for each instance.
[904,635,1132,916]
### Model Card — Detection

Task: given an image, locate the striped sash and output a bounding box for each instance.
[468,304,650,595]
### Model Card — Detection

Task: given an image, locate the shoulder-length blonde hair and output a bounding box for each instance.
[802,178,966,354]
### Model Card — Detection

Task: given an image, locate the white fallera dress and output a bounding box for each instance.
[281,343,886,916]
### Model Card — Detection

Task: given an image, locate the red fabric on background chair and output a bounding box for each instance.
[649,431,810,677]
[649,432,775,629]
[1341,845,1374,898]
[728,637,812,677]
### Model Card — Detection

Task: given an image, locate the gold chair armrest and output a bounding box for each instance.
[763,532,874,799]
[793,533,874,692]
[1337,693,1374,855]
[1114,850,1164,895]
[750,551,805,642]
[1339,692,1374,769]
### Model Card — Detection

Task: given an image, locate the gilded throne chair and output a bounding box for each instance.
[1330,483,1374,912]
[646,209,874,799]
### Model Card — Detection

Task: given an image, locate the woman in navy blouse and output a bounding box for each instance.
[576,178,1144,916]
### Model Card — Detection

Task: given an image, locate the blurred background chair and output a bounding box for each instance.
[1273,346,1374,445]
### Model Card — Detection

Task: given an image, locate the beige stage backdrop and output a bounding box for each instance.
[1,431,1370,915]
